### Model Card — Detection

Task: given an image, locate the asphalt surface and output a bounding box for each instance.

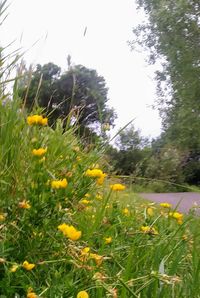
[139,192,200,214]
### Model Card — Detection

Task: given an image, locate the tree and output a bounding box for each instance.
[108,125,150,175]
[19,62,116,135]
[131,0,200,184]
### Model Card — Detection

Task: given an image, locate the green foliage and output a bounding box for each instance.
[108,125,150,175]
[131,0,200,185]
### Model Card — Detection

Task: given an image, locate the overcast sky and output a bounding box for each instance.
[1,0,162,138]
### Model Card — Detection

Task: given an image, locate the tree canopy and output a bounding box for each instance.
[19,62,116,135]
[131,0,200,184]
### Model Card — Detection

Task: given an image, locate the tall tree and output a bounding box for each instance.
[19,62,116,134]
[131,0,200,183]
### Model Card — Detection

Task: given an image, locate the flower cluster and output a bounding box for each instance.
[80,247,103,266]
[27,115,48,126]
[160,202,172,208]
[58,223,82,241]
[169,211,183,224]
[18,200,31,209]
[32,148,47,156]
[85,168,107,185]
[141,226,158,235]
[77,291,89,298]
[27,289,38,298]
[51,178,68,189]
[122,207,130,216]
[110,183,126,191]
[22,260,35,271]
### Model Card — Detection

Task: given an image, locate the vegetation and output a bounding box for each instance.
[129,0,200,185]
[1,1,200,297]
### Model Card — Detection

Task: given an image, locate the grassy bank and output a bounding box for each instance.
[1,99,200,297]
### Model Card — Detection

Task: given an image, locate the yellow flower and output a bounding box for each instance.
[110,183,126,191]
[141,226,158,235]
[58,223,82,241]
[89,253,103,266]
[0,214,6,221]
[18,200,31,209]
[80,247,90,261]
[51,178,68,189]
[77,290,89,298]
[32,148,47,156]
[122,208,130,216]
[96,173,107,185]
[147,207,154,217]
[169,211,183,224]
[81,247,90,255]
[27,115,48,126]
[84,193,91,198]
[10,264,19,272]
[27,288,38,298]
[27,292,37,298]
[80,199,90,205]
[104,237,112,244]
[96,194,103,200]
[160,202,172,208]
[85,169,104,178]
[22,260,35,271]
[41,117,48,126]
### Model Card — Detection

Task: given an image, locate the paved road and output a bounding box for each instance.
[139,192,200,214]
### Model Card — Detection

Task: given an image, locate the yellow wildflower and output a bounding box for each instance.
[104,237,112,244]
[85,169,104,178]
[122,208,130,216]
[32,148,47,157]
[80,199,90,205]
[58,223,82,241]
[10,264,19,272]
[27,288,38,298]
[77,291,89,298]
[27,115,48,126]
[27,115,43,125]
[147,207,154,217]
[27,292,37,298]
[96,173,107,185]
[51,178,68,189]
[89,253,103,266]
[141,226,158,235]
[81,247,90,255]
[18,200,31,209]
[84,193,91,198]
[41,117,48,126]
[22,260,35,271]
[169,211,183,224]
[160,202,172,208]
[0,214,6,221]
[110,183,126,191]
[80,247,90,262]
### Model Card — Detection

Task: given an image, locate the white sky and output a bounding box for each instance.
[1,0,162,138]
